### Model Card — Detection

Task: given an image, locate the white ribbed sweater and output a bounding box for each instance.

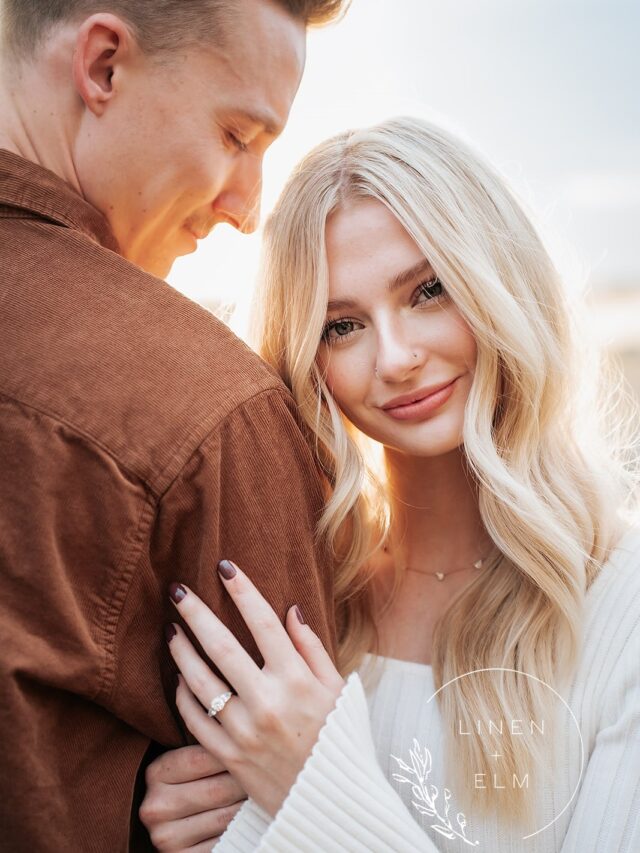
[218,528,640,852]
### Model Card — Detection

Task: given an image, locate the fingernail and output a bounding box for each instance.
[218,560,237,580]
[164,623,177,643]
[169,582,187,604]
[295,604,306,625]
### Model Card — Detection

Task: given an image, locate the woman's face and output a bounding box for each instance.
[318,198,477,458]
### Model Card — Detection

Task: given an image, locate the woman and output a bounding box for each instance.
[142,118,640,851]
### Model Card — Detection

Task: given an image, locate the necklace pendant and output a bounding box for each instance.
[435,571,445,581]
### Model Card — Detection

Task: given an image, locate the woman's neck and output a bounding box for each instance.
[370,447,490,665]
[384,447,489,574]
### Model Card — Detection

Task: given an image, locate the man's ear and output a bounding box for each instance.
[72,13,133,115]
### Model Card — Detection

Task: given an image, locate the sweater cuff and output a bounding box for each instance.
[216,798,272,852]
[255,672,437,852]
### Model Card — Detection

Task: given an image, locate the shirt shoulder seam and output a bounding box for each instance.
[154,382,294,498]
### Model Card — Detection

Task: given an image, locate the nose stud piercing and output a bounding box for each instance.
[375,354,418,375]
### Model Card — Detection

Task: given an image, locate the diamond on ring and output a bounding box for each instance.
[207,690,232,718]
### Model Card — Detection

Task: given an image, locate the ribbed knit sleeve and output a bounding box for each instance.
[217,673,438,852]
[215,799,272,851]
[217,528,640,853]
[558,533,640,852]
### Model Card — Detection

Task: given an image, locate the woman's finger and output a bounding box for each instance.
[169,627,264,751]
[167,623,234,716]
[175,676,237,766]
[284,605,345,691]
[216,560,299,669]
[169,582,265,699]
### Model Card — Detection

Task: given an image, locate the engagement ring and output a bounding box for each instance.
[207,691,232,718]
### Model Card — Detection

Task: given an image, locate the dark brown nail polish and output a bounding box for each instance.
[169,582,187,604]
[295,604,305,625]
[218,560,237,580]
[165,623,177,643]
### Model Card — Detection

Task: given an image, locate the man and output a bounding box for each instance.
[0,1,346,850]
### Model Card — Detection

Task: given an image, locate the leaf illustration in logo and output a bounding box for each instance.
[444,788,452,820]
[413,802,437,818]
[412,783,425,801]
[414,738,432,776]
[393,757,414,773]
[391,742,480,847]
[432,825,458,840]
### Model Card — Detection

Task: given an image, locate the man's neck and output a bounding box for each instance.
[0,59,82,193]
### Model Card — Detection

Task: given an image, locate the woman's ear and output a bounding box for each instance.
[72,13,132,116]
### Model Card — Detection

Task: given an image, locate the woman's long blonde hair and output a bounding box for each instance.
[251,117,635,822]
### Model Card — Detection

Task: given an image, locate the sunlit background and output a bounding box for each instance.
[169,0,640,398]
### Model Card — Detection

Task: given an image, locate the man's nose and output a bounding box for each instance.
[219,156,263,235]
[238,194,261,234]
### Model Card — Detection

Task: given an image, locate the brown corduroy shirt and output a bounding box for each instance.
[0,150,336,852]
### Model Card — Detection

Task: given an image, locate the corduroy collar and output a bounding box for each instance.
[0,149,120,253]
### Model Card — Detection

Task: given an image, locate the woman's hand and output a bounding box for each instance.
[166,560,345,818]
[139,745,246,851]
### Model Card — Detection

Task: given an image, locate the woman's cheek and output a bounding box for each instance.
[446,306,477,367]
[328,355,370,409]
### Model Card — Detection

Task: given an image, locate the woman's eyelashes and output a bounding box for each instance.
[321,318,364,345]
[321,277,447,346]
[414,276,446,306]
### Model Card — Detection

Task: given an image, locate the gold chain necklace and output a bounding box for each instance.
[404,558,485,582]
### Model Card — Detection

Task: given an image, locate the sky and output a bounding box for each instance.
[168,0,640,340]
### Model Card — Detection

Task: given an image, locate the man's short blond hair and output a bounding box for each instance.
[0,0,347,57]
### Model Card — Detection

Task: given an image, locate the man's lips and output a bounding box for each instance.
[381,379,458,410]
[185,225,212,241]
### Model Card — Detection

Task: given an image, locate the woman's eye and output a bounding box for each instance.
[322,319,363,344]
[415,277,445,305]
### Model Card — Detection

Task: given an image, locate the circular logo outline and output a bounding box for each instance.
[425,667,585,841]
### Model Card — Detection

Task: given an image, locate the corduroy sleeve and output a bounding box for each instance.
[109,386,337,742]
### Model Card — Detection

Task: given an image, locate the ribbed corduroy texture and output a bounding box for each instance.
[0,150,336,852]
[220,528,640,852]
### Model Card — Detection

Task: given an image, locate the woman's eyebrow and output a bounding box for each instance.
[387,258,434,294]
[326,296,358,312]
[326,259,434,313]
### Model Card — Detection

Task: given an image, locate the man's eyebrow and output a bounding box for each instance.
[388,258,435,293]
[238,108,282,137]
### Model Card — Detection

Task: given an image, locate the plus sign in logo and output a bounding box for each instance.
[391,668,585,846]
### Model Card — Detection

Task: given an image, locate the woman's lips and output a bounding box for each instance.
[380,378,459,421]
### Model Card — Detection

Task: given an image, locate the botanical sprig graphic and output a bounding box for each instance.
[391,739,480,847]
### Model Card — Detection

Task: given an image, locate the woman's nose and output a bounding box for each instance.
[374,331,425,383]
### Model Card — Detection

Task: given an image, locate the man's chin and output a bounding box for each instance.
[130,239,192,280]
[134,255,175,280]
